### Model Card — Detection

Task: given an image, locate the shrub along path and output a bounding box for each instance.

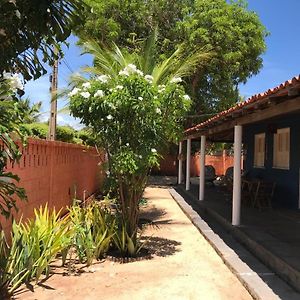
[17,187,252,300]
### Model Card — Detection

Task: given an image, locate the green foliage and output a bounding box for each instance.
[0,77,27,220]
[22,123,91,144]
[68,202,115,266]
[22,123,48,139]
[76,0,192,56]
[0,0,85,80]
[0,205,70,297]
[181,0,268,116]
[56,126,76,143]
[69,60,191,241]
[112,222,144,257]
[17,98,42,124]
[77,129,97,146]
[11,205,71,283]
[0,231,29,298]
[76,0,267,121]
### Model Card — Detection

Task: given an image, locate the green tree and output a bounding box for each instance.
[76,0,267,123]
[68,48,195,250]
[0,0,85,80]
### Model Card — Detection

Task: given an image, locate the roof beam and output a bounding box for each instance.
[207,96,300,136]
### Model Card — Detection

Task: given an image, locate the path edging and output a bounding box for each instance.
[169,188,280,300]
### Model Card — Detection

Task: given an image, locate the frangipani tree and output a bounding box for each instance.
[69,63,191,244]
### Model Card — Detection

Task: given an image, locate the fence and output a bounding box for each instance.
[1,138,104,232]
[153,151,234,177]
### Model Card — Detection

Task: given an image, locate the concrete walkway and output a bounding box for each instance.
[19,187,253,300]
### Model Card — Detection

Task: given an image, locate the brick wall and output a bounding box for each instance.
[1,138,104,231]
[154,152,234,177]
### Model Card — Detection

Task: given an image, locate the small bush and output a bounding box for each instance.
[56,126,76,143]
[22,123,48,139]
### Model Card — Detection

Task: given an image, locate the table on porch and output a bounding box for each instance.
[242,178,276,210]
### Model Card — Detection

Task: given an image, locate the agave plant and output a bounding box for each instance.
[0,231,30,298]
[68,201,115,266]
[10,205,71,284]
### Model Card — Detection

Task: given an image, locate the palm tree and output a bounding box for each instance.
[79,30,213,85]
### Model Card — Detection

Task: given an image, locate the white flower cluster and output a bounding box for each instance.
[3,73,23,91]
[158,85,166,93]
[96,75,110,83]
[94,90,105,98]
[82,82,91,89]
[144,75,154,83]
[80,91,90,99]
[119,64,143,77]
[170,77,182,84]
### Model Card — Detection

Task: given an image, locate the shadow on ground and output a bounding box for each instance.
[142,236,181,257]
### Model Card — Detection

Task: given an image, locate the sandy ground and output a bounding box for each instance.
[16,188,252,300]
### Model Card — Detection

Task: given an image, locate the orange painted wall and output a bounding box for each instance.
[1,138,104,232]
[154,152,234,177]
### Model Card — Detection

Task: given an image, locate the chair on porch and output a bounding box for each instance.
[222,166,234,193]
[205,165,217,184]
[253,181,276,210]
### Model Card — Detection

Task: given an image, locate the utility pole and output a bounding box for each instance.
[48,47,58,141]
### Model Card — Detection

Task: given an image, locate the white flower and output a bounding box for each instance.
[80,91,90,99]
[119,70,129,76]
[139,155,142,159]
[138,96,143,101]
[68,87,81,97]
[158,84,165,93]
[116,85,123,90]
[107,114,113,120]
[136,70,144,76]
[127,64,137,71]
[170,77,182,84]
[119,64,143,77]
[151,148,157,153]
[106,171,110,177]
[96,75,110,83]
[82,82,91,89]
[126,143,129,146]
[4,73,23,91]
[145,75,153,82]
[156,108,161,114]
[183,94,191,100]
[94,90,105,98]
[109,88,113,92]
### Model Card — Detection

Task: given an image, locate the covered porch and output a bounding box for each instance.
[179,75,300,226]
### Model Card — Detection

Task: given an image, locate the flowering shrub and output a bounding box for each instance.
[0,74,26,218]
[69,64,191,244]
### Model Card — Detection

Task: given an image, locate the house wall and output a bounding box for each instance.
[1,138,104,233]
[244,113,300,209]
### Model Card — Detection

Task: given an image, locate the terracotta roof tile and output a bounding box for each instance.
[185,75,300,135]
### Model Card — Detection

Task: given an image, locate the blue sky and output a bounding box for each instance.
[24,0,300,127]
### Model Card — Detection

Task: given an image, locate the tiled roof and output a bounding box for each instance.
[185,75,300,135]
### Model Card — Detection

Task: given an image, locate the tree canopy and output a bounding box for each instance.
[76,0,267,123]
[0,0,84,80]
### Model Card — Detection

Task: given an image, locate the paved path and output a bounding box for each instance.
[18,187,252,300]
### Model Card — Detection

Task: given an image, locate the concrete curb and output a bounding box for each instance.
[169,188,280,300]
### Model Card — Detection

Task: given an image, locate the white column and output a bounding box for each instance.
[199,135,206,200]
[178,142,183,184]
[232,125,242,226]
[186,138,191,190]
